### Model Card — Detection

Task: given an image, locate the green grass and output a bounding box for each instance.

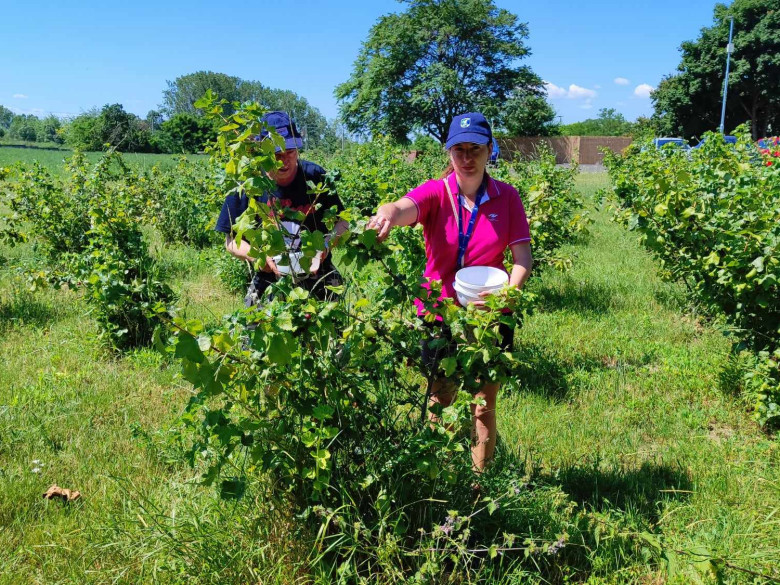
[0,144,206,173]
[0,172,778,583]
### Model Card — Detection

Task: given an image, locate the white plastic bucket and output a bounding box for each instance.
[455,266,508,290]
[453,282,482,305]
[274,252,319,274]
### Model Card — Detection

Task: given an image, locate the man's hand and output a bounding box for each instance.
[309,252,324,275]
[260,255,282,277]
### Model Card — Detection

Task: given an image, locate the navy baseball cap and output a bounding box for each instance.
[258,111,303,151]
[445,112,492,149]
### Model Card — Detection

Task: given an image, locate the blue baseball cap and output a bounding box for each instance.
[257,111,303,151]
[445,112,492,149]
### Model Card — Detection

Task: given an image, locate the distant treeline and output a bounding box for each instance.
[0,71,343,154]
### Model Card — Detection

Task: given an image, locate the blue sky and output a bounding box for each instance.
[0,0,726,125]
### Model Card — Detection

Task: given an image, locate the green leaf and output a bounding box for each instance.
[312,404,335,420]
[312,448,331,470]
[220,478,246,500]
[266,332,294,365]
[175,333,204,363]
[361,229,377,249]
[440,357,457,377]
[197,334,212,352]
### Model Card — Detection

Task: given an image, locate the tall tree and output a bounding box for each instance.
[160,72,334,149]
[162,71,244,117]
[65,104,154,152]
[652,0,780,140]
[335,0,543,143]
[0,105,14,130]
[8,114,40,142]
[501,93,559,136]
[560,108,633,136]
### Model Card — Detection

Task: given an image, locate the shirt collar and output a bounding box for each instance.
[446,172,501,200]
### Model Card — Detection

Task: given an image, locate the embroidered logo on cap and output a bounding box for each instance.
[460,118,471,128]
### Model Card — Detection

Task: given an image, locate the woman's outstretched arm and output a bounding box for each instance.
[366,198,419,241]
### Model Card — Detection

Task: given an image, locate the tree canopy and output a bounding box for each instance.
[559,108,633,136]
[335,0,546,143]
[501,93,559,137]
[161,71,334,148]
[65,104,154,152]
[651,0,780,140]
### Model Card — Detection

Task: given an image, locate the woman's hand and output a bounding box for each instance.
[471,289,498,311]
[367,209,395,242]
[366,199,419,242]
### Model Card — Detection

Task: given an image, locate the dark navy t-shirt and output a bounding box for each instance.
[215,160,343,249]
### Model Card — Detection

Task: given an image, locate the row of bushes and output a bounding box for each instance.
[0,151,221,348]
[604,128,780,427]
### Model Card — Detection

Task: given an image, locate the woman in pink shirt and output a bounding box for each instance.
[367,112,533,471]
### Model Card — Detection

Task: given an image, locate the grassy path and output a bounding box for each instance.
[0,173,777,583]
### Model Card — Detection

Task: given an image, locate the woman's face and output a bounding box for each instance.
[449,142,490,179]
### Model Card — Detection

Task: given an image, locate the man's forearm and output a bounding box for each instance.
[225,235,254,263]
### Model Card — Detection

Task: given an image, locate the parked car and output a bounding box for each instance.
[691,135,737,149]
[652,137,690,150]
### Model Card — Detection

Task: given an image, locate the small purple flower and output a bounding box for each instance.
[547,536,566,556]
[439,514,457,536]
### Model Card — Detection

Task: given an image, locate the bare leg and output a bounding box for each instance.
[428,378,456,424]
[471,382,499,471]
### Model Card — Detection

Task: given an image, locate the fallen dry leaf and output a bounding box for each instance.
[42,484,81,502]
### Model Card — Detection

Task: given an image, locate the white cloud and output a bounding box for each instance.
[634,83,654,98]
[8,106,65,117]
[12,93,28,99]
[543,81,567,99]
[579,100,594,110]
[614,77,630,85]
[567,84,597,100]
[544,81,598,101]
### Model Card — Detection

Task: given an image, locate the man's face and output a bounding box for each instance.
[268,148,299,187]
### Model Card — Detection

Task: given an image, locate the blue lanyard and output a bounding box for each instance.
[456,178,488,269]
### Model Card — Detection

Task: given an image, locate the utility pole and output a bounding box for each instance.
[719,16,735,134]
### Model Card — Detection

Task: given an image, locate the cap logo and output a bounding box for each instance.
[460,118,471,128]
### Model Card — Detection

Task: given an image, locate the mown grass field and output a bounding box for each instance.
[0,144,205,173]
[0,171,778,583]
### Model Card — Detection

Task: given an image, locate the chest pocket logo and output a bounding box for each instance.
[487,213,499,222]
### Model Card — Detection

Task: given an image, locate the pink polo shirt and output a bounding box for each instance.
[404,172,531,311]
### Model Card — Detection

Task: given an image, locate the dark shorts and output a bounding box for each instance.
[244,261,343,308]
[420,320,515,373]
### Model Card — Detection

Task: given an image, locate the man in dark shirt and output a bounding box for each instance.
[215,111,347,306]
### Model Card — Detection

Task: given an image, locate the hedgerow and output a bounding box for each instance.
[604,127,780,428]
[0,150,175,349]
